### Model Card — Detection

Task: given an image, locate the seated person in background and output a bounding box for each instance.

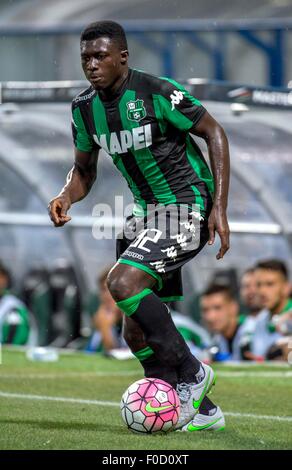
[86,267,125,353]
[0,261,30,345]
[240,267,262,318]
[252,259,292,361]
[201,284,254,361]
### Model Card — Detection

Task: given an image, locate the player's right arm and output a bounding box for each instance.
[48,97,99,227]
[48,148,99,227]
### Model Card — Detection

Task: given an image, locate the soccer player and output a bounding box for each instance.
[48,21,230,432]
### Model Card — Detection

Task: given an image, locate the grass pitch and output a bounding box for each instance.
[0,348,292,450]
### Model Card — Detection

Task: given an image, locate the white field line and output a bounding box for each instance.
[1,370,292,379]
[0,390,292,423]
[223,411,292,422]
[0,391,118,407]
[217,371,292,378]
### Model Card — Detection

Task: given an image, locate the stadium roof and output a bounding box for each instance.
[0,0,292,25]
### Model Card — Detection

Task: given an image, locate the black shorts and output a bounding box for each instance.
[116,204,209,301]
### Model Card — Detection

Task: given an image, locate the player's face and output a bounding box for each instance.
[80,37,128,90]
[201,293,237,334]
[240,272,261,313]
[255,269,290,312]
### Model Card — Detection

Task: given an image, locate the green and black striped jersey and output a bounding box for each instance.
[71,68,214,216]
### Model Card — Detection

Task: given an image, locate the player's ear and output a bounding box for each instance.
[120,50,128,65]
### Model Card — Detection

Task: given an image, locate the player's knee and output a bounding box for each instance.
[106,268,133,301]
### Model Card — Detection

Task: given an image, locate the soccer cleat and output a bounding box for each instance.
[179,406,225,432]
[174,363,215,429]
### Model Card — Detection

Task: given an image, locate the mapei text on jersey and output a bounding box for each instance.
[93,124,152,155]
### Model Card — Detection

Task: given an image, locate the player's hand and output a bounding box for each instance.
[208,204,230,259]
[48,194,72,227]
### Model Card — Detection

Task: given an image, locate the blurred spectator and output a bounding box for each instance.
[86,267,125,353]
[240,268,262,317]
[251,259,292,360]
[255,259,291,318]
[0,261,30,345]
[200,284,255,361]
[187,268,238,323]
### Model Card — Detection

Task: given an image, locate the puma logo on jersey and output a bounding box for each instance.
[93,124,152,155]
[170,90,185,110]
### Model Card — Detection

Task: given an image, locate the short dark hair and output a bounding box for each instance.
[80,21,128,50]
[255,259,288,280]
[202,283,235,301]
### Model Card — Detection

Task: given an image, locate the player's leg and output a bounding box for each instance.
[112,206,216,427]
[123,315,179,388]
[123,314,221,430]
[116,220,180,386]
[107,263,203,383]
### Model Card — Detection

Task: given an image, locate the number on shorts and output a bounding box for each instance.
[131,229,162,253]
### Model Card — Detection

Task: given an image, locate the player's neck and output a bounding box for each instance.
[99,68,129,100]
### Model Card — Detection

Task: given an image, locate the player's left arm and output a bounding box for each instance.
[157,78,230,259]
[190,111,230,260]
